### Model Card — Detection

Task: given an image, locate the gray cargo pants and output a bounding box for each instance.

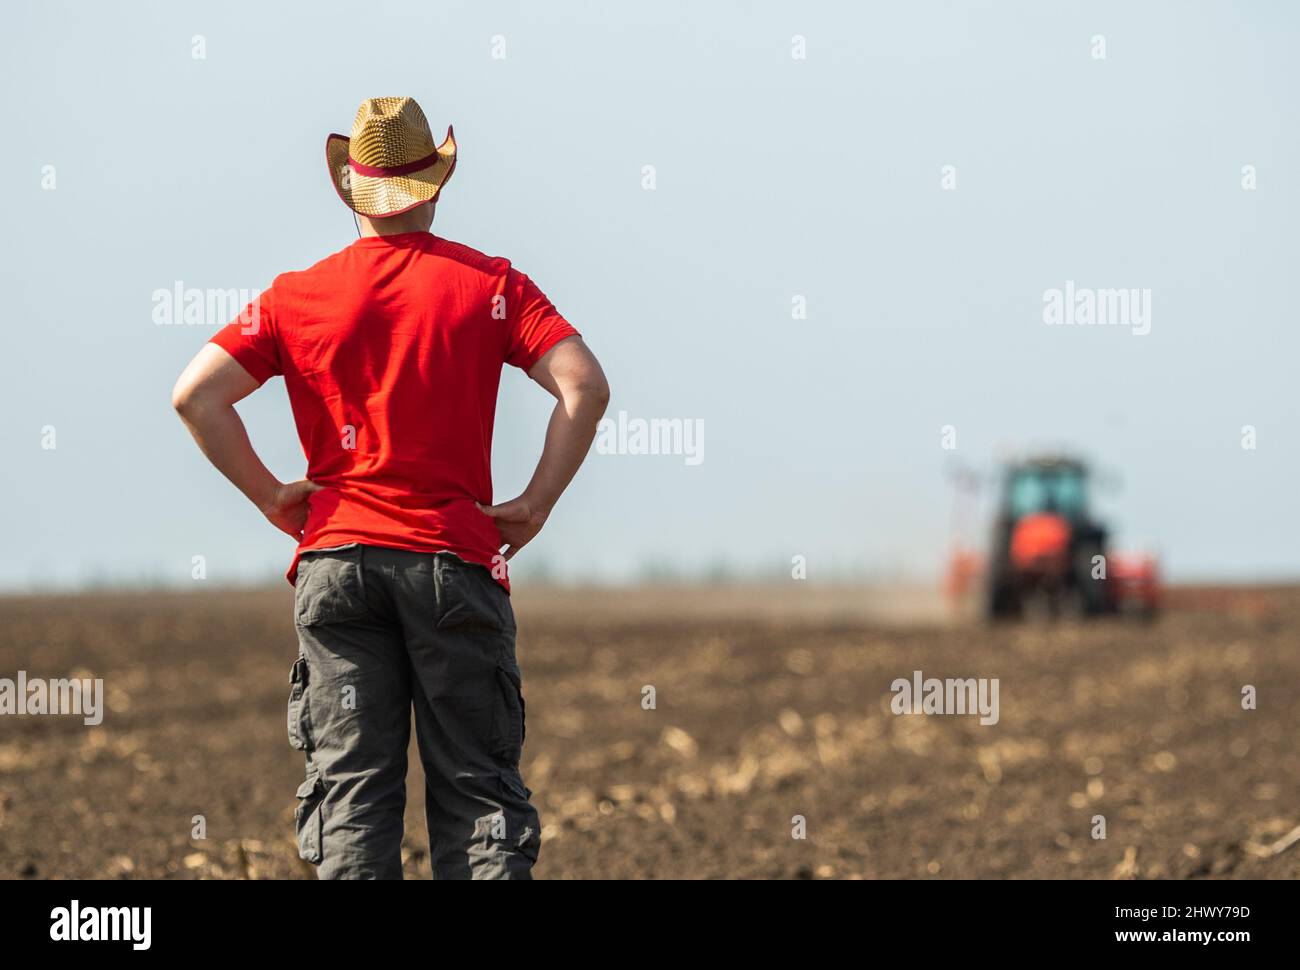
[286,545,540,879]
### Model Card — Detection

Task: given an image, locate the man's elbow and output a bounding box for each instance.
[557,357,610,415]
[172,377,195,413]
[577,371,610,415]
[171,375,208,419]
[588,373,611,409]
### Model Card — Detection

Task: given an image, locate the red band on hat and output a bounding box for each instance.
[348,150,441,178]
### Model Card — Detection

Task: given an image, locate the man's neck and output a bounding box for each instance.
[358,208,434,238]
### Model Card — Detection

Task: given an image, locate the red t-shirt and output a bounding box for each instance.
[208,232,579,589]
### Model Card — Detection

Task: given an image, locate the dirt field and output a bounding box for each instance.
[1,583,1298,879]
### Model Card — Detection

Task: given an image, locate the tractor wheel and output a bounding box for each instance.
[985,577,1019,621]
[1075,545,1109,615]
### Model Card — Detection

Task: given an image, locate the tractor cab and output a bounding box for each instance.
[1006,460,1090,524]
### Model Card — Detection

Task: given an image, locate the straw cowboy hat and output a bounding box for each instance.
[326,97,457,218]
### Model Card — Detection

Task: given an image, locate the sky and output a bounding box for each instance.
[2,0,1297,590]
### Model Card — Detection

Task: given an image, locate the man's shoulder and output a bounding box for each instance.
[429,236,514,278]
[268,245,352,292]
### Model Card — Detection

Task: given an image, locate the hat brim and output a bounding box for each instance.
[326,126,457,218]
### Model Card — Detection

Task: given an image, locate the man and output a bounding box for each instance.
[172,97,609,879]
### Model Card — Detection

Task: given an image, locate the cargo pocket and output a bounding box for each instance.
[295,551,368,627]
[287,656,312,751]
[295,773,325,865]
[491,660,526,764]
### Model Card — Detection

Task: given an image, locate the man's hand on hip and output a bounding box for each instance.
[476,496,549,561]
[261,479,324,540]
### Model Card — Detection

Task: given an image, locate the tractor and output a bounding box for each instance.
[979,456,1159,620]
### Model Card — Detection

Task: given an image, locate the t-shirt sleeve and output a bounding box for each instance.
[208,284,281,384]
[503,269,580,372]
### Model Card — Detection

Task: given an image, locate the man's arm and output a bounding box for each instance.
[172,344,320,539]
[477,335,610,560]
